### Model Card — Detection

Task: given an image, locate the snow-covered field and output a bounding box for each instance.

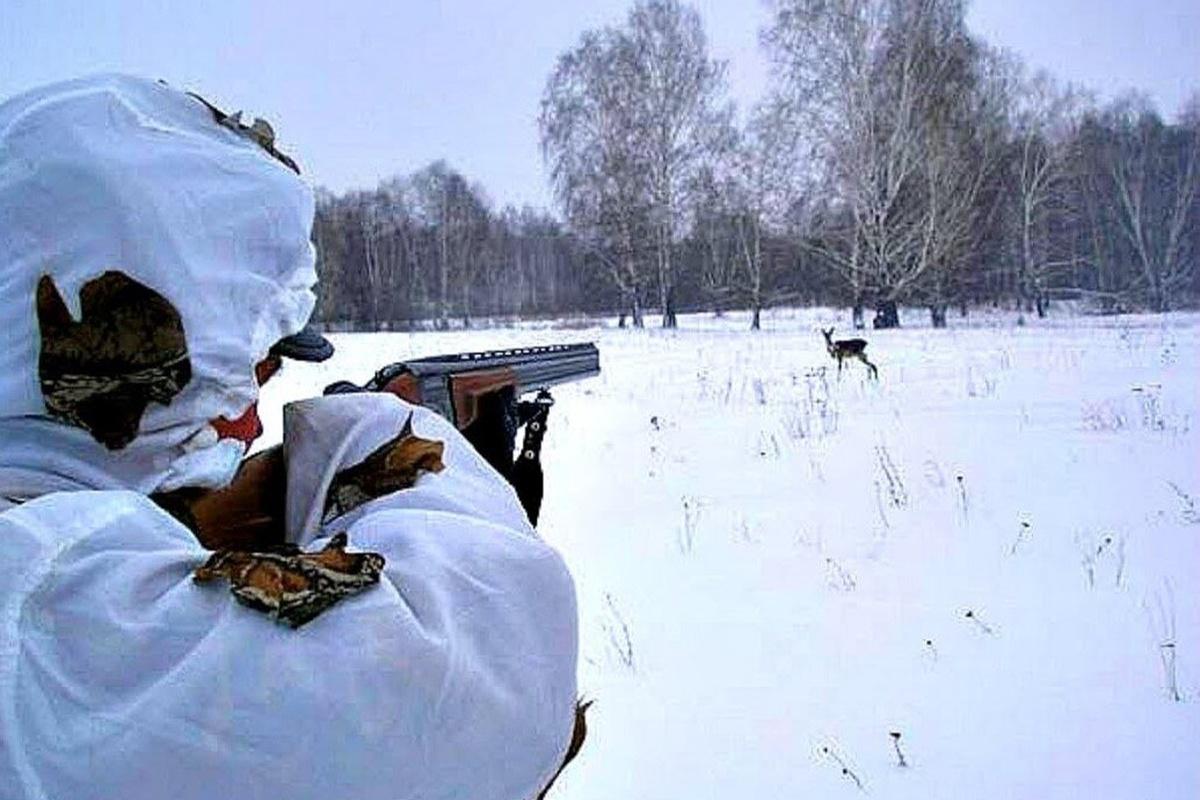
[259,308,1200,799]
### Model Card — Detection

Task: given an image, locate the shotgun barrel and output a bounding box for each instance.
[325,342,600,429]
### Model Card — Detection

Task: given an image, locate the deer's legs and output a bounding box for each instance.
[857,352,878,379]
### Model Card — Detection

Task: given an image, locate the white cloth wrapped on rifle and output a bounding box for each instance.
[0,394,579,800]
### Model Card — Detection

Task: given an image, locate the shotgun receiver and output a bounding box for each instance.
[154,344,598,549]
[323,343,600,430]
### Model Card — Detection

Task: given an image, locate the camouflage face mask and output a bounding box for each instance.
[185,91,301,175]
[36,271,192,450]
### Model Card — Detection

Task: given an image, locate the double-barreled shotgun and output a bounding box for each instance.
[324,342,601,430]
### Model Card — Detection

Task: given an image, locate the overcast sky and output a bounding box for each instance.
[2,1,1197,209]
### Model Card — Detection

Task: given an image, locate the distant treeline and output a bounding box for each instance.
[312,0,1200,331]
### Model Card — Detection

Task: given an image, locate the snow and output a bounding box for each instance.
[258,307,1200,799]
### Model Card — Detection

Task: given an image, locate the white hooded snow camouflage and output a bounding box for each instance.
[0,75,578,800]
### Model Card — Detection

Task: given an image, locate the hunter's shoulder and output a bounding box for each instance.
[0,489,199,549]
[283,393,534,541]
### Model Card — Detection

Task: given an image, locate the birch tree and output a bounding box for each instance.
[764,0,887,323]
[410,161,490,329]
[726,102,802,329]
[689,166,738,314]
[626,0,733,327]
[913,40,1012,326]
[1099,97,1199,311]
[765,0,1002,327]
[1006,72,1086,316]
[541,28,653,326]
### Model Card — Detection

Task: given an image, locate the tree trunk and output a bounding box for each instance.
[929,304,948,328]
[873,300,900,329]
[1035,294,1047,318]
[1152,281,1168,313]
[437,226,451,331]
[852,302,865,330]
[657,224,677,329]
[1020,198,1033,315]
[631,294,645,328]
[750,305,761,331]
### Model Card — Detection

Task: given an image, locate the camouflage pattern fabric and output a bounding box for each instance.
[323,412,446,522]
[186,91,301,174]
[36,271,192,450]
[193,532,385,628]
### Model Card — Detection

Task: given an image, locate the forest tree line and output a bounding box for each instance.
[312,0,1200,331]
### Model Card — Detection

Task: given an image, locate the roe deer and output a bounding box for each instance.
[822,327,878,379]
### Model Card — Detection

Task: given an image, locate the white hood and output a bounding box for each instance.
[0,74,317,495]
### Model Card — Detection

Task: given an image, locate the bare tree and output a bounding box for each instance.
[725,102,803,329]
[914,40,1013,326]
[1005,71,1087,316]
[766,0,935,326]
[764,0,890,323]
[688,166,738,314]
[313,188,353,324]
[765,0,1004,327]
[626,0,733,327]
[1098,96,1199,311]
[409,161,490,328]
[541,27,654,326]
[454,181,493,328]
[540,1,731,328]
[309,46,1198,328]
[349,185,412,329]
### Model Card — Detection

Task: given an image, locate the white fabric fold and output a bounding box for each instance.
[0,74,579,800]
[0,74,317,494]
[0,396,578,800]
[282,393,533,545]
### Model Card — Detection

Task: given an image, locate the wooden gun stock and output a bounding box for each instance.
[326,342,599,429]
[449,368,519,429]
